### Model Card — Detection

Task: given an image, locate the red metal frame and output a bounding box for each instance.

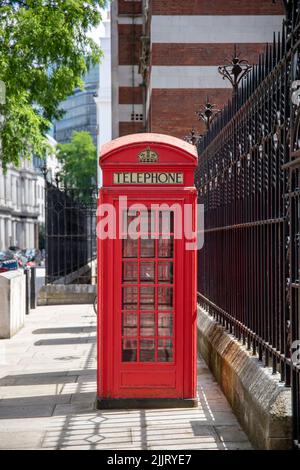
[97,133,198,405]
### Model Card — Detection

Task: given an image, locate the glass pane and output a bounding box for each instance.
[159,211,174,234]
[158,313,173,337]
[158,287,173,308]
[122,339,137,362]
[141,239,155,258]
[123,262,138,283]
[140,339,155,362]
[158,339,173,362]
[122,313,137,336]
[123,286,138,307]
[140,313,155,336]
[123,238,138,258]
[123,304,137,311]
[158,262,173,283]
[140,287,155,307]
[140,262,155,283]
[158,237,173,258]
[137,304,154,310]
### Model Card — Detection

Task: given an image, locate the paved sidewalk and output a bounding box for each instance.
[0,305,252,450]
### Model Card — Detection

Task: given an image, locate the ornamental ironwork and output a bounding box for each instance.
[218,45,252,94]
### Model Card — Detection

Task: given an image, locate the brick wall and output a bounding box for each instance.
[149,89,233,139]
[118,0,142,15]
[118,24,142,65]
[119,87,143,104]
[151,0,284,15]
[119,121,144,136]
[113,0,284,139]
[152,43,268,66]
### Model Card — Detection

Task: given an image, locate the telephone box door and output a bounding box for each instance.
[113,200,184,398]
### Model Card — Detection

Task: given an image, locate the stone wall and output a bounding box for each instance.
[38,284,96,306]
[198,306,293,450]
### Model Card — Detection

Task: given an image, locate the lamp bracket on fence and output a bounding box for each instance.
[218,45,252,93]
[184,128,203,145]
[196,99,220,131]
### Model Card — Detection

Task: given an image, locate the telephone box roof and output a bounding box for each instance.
[100,133,198,163]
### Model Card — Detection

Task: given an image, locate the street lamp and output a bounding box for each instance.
[218,45,252,96]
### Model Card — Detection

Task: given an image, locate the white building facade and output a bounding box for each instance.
[94,11,112,188]
[0,159,39,251]
[0,135,59,251]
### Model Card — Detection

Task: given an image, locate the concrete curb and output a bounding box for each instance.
[198,306,293,450]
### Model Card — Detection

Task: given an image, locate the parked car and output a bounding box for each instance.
[0,251,19,273]
[25,248,42,266]
[13,250,30,270]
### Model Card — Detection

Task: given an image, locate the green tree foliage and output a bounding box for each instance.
[57,131,97,189]
[0,0,106,168]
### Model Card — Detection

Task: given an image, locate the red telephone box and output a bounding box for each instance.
[97,133,198,408]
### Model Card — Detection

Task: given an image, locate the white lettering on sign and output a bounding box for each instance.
[113,172,184,184]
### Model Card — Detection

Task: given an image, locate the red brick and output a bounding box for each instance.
[149,88,233,139]
[152,43,268,66]
[118,24,142,65]
[119,87,144,104]
[151,0,284,15]
[118,0,142,16]
[119,122,145,136]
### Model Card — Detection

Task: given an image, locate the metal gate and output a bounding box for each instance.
[45,182,97,285]
[196,1,300,448]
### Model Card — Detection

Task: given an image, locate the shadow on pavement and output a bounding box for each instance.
[0,370,96,386]
[32,327,95,335]
[34,337,96,346]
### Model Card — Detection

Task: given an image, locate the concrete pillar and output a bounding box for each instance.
[6,218,12,247]
[12,220,17,247]
[0,170,5,204]
[0,217,5,250]
[5,173,11,205]
[12,175,16,208]
[24,221,29,248]
[25,178,29,206]
[21,176,25,206]
[34,222,39,249]
[26,221,35,249]
[29,222,34,248]
[30,179,34,207]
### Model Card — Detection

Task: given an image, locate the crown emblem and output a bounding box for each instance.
[138,147,158,163]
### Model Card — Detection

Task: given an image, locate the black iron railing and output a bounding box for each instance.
[45,183,97,284]
[196,1,300,448]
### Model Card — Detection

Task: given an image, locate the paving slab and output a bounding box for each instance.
[0,304,252,450]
